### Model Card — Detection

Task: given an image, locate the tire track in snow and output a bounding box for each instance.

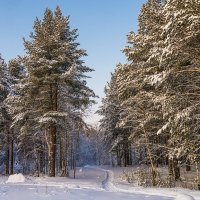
[102,170,117,191]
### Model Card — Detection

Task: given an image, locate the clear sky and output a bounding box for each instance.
[0,0,146,124]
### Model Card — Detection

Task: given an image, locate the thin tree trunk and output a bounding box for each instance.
[45,147,48,175]
[5,133,10,175]
[117,146,120,166]
[59,135,62,173]
[123,142,128,167]
[128,144,132,166]
[168,158,173,176]
[73,142,76,179]
[73,152,76,179]
[186,159,191,171]
[195,162,200,190]
[142,125,157,186]
[36,155,40,177]
[71,142,73,170]
[39,149,44,174]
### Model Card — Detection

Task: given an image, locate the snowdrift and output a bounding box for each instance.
[6,173,26,183]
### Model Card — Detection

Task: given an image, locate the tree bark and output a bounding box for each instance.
[168,158,173,177]
[173,158,180,181]
[195,162,200,190]
[48,126,56,177]
[60,134,68,177]
[186,159,191,171]
[39,150,44,174]
[47,83,58,177]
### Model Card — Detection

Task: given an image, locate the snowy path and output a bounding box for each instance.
[0,166,198,200]
[99,167,196,200]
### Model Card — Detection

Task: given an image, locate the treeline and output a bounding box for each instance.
[0,7,96,177]
[99,0,200,188]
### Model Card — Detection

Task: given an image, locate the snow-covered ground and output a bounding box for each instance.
[0,166,199,200]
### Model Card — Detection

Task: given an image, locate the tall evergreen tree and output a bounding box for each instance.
[102,0,200,186]
[156,0,200,181]
[0,55,12,174]
[98,68,122,164]
[121,0,166,185]
[10,7,95,177]
[99,64,132,166]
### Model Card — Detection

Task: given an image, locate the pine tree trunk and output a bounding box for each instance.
[195,162,200,190]
[59,135,62,173]
[142,126,157,186]
[48,126,56,177]
[168,158,173,177]
[166,156,169,166]
[5,134,10,175]
[71,142,73,170]
[60,134,67,177]
[36,156,40,177]
[123,141,130,167]
[10,139,14,174]
[173,158,180,181]
[121,144,125,167]
[117,145,122,166]
[132,149,136,165]
[186,159,191,172]
[167,158,175,187]
[128,144,132,166]
[45,149,48,175]
[73,148,76,179]
[117,146,120,166]
[47,83,58,177]
[39,150,44,174]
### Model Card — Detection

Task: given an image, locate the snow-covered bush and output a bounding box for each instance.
[121,169,150,187]
[121,170,136,184]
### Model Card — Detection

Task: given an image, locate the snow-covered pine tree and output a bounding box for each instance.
[0,55,12,174]
[119,0,166,185]
[114,64,133,166]
[13,6,95,177]
[0,55,9,97]
[98,71,121,166]
[156,0,200,183]
[6,58,38,174]
[99,64,132,167]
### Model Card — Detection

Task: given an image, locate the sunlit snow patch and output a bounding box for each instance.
[6,173,26,183]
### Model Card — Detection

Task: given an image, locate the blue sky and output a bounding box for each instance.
[0,0,146,124]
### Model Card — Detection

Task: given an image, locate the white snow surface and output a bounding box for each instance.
[0,166,199,200]
[6,173,26,183]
